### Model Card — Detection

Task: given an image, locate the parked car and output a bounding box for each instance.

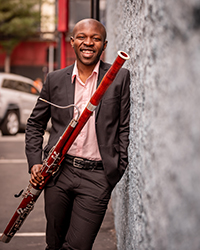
[0,73,40,136]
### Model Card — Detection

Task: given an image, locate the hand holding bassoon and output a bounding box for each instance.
[30,164,44,186]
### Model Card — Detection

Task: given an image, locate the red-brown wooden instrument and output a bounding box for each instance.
[0,51,130,243]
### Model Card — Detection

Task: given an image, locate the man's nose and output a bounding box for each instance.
[84,37,94,46]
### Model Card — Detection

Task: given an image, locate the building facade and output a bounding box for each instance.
[106,0,200,249]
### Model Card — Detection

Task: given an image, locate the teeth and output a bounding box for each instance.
[82,50,94,54]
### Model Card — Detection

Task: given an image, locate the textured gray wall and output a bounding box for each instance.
[106,0,200,249]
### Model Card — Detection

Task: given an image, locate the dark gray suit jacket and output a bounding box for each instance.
[25,60,130,187]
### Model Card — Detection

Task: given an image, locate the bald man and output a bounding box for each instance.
[26,18,130,250]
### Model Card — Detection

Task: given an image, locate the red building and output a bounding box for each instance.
[0,40,75,82]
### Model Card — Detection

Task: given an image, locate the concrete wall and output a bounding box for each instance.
[106,0,200,249]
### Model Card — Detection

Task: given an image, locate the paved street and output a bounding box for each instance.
[0,133,46,250]
[0,133,117,250]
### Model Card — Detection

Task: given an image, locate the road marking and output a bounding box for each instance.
[0,131,49,142]
[15,232,45,237]
[0,232,46,237]
[0,159,27,163]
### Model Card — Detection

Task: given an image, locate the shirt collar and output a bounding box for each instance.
[71,60,100,84]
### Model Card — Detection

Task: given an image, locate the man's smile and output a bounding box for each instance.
[80,49,95,58]
[81,49,94,53]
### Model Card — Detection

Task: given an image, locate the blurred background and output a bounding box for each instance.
[0,0,106,81]
[0,0,106,136]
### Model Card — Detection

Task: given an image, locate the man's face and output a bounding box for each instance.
[71,20,107,67]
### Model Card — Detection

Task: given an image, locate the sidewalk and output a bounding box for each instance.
[93,200,117,250]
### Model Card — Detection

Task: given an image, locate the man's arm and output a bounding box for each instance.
[118,69,130,176]
[25,74,51,173]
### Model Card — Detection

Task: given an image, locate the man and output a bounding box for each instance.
[25,18,130,250]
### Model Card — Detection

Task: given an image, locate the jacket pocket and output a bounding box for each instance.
[101,95,120,105]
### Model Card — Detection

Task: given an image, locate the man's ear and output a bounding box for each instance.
[70,36,74,47]
[103,40,108,51]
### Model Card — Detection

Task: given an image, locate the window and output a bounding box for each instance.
[2,79,18,90]
[68,0,91,32]
[2,79,39,96]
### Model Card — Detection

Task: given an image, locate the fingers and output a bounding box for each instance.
[30,164,44,187]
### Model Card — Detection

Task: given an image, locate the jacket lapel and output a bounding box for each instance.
[65,65,75,118]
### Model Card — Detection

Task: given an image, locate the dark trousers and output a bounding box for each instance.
[44,160,112,250]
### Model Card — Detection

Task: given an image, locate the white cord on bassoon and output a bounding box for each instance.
[39,98,80,120]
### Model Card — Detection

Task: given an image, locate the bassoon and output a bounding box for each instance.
[0,51,130,243]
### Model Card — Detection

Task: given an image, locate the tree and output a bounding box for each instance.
[0,0,41,73]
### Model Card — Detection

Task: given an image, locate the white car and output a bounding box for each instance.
[0,73,40,135]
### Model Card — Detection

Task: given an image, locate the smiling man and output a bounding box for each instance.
[25,18,130,250]
[71,19,107,68]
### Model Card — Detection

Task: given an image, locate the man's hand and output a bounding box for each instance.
[30,164,44,186]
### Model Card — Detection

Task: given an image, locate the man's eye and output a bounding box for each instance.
[78,36,85,39]
[93,37,101,41]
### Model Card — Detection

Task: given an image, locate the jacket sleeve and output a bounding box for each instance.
[118,69,130,176]
[25,74,51,173]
